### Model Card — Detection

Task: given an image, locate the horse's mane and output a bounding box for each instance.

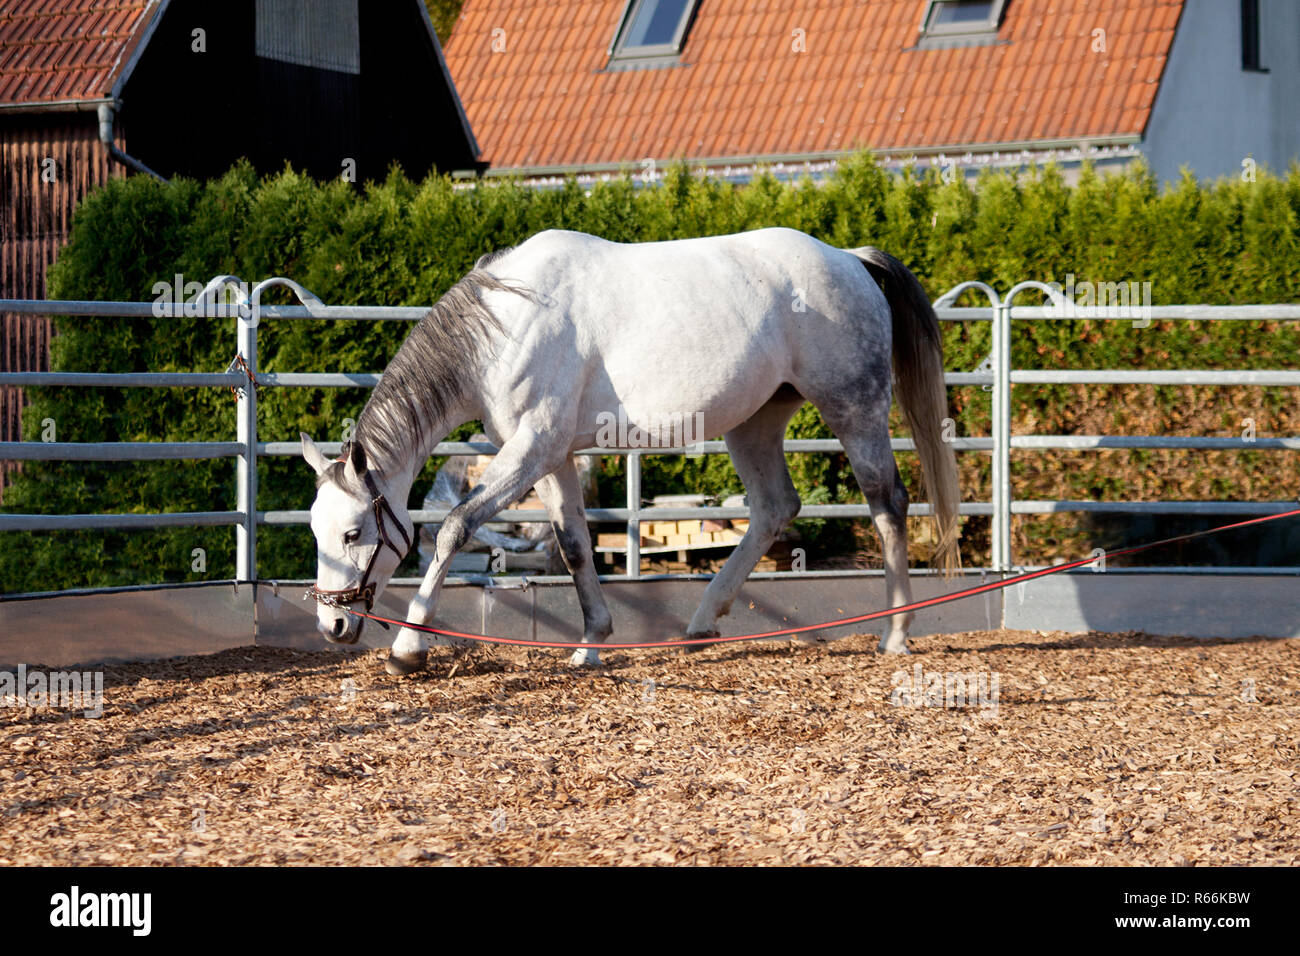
[319,248,528,488]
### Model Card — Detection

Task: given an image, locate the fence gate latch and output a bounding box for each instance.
[226,353,257,400]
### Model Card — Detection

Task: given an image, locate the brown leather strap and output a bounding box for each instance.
[305,471,411,612]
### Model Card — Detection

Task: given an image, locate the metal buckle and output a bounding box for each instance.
[304,582,375,611]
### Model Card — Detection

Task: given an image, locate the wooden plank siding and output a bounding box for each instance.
[0,111,125,498]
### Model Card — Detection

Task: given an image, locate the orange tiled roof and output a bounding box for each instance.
[0,0,155,106]
[444,0,1184,170]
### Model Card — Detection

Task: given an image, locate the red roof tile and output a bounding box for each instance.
[0,0,155,106]
[445,0,1185,169]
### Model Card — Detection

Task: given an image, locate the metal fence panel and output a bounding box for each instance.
[2,276,1297,596]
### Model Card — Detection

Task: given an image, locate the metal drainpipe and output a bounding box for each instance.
[96,103,168,183]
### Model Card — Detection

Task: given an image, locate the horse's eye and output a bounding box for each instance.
[343,529,361,545]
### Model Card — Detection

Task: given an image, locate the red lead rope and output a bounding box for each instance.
[347,506,1300,650]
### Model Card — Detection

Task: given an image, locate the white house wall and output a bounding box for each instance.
[1143,0,1300,184]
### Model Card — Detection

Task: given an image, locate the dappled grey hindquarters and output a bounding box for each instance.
[1,629,1296,866]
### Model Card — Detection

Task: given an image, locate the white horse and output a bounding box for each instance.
[301,227,960,674]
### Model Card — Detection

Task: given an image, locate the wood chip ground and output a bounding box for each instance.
[2,629,1296,865]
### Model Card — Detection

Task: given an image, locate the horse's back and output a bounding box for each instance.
[489,227,878,337]
[476,228,890,445]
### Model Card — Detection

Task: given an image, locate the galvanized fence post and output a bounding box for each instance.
[992,297,1012,572]
[626,451,641,579]
[996,281,1072,573]
[933,280,1004,571]
[237,278,328,584]
[235,299,258,583]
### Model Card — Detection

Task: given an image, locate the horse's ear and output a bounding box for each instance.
[347,440,368,478]
[300,433,330,476]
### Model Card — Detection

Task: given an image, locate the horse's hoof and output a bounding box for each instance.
[568,646,601,668]
[877,638,911,655]
[385,650,427,676]
[684,630,719,653]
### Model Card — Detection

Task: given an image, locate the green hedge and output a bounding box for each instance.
[3,154,1300,591]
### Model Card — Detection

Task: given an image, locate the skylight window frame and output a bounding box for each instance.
[917,0,1008,48]
[607,0,701,65]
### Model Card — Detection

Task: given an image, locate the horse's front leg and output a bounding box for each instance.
[387,430,557,675]
[535,464,613,667]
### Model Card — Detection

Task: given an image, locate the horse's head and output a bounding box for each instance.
[300,433,413,645]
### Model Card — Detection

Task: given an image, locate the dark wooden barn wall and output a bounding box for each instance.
[0,112,125,497]
[122,0,477,182]
[358,0,480,180]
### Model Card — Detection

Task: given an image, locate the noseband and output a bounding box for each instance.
[305,470,412,613]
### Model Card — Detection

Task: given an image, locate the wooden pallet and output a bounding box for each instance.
[595,521,746,554]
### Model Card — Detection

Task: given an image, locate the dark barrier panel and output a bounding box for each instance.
[3,571,1294,671]
[1004,571,1300,639]
[257,572,997,653]
[0,582,255,669]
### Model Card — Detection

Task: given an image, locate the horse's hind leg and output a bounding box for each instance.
[685,392,804,644]
[825,417,914,654]
[535,463,613,667]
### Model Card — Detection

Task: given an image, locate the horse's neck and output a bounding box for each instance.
[386,398,479,494]
[362,336,487,497]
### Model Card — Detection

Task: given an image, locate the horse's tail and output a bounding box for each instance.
[848,247,961,576]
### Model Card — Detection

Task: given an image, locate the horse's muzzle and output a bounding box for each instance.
[320,614,362,645]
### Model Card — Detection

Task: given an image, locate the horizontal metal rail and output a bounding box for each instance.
[258,371,997,389]
[6,497,1279,534]
[258,501,969,527]
[0,511,243,532]
[271,563,1300,592]
[0,300,242,319]
[258,498,1295,527]
[1011,436,1300,450]
[1008,304,1300,321]
[0,299,996,322]
[0,372,243,387]
[259,372,382,388]
[256,438,995,457]
[1,441,242,461]
[1013,370,1300,386]
[1011,500,1300,516]
[7,299,1296,323]
[0,371,994,391]
[7,431,1284,469]
[9,367,1297,391]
